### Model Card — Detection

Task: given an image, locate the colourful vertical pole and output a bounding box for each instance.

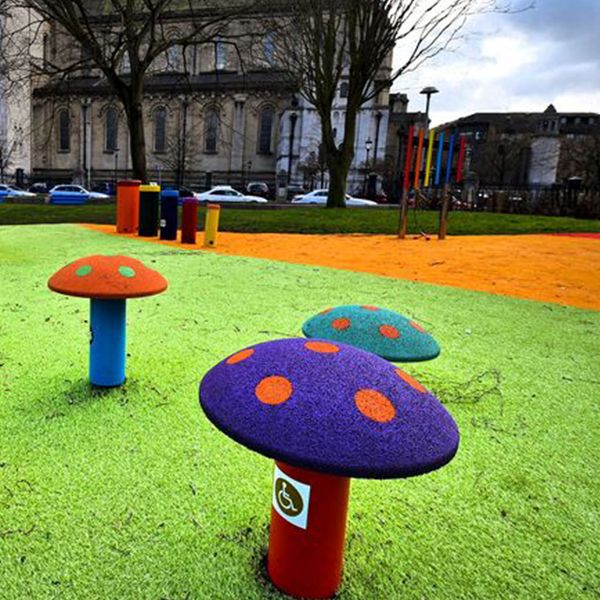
[424,128,435,188]
[445,133,456,185]
[434,131,445,187]
[402,125,414,192]
[413,128,425,191]
[456,136,467,183]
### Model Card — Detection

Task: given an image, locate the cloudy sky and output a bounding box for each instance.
[393,0,600,126]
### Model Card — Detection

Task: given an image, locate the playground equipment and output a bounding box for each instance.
[302,305,440,362]
[203,203,221,247]
[48,255,168,387]
[160,189,179,240]
[199,338,459,599]
[138,184,161,237]
[399,127,469,240]
[116,180,141,233]
[181,197,199,244]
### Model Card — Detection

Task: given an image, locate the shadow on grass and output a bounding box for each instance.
[40,378,141,422]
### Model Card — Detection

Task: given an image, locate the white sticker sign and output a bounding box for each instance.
[272,465,311,530]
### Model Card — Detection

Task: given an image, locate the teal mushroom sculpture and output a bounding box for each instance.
[303,305,440,362]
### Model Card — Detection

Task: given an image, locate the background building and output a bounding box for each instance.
[442,105,600,188]
[27,8,391,194]
[0,7,39,185]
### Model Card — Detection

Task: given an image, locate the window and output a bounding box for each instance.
[154,107,166,152]
[166,45,179,71]
[258,107,274,154]
[205,109,219,153]
[120,51,131,74]
[340,82,349,98]
[58,109,70,152]
[105,107,118,151]
[263,32,275,63]
[215,38,226,70]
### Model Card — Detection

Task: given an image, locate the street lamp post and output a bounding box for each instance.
[287,112,298,185]
[114,152,119,187]
[420,86,439,131]
[364,138,373,197]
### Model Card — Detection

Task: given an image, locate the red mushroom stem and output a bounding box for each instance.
[268,461,351,599]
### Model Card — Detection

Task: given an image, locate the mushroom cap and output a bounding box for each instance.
[302,305,441,362]
[199,338,459,479]
[48,255,168,300]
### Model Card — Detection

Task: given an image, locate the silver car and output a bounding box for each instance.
[291,189,377,206]
[196,186,267,203]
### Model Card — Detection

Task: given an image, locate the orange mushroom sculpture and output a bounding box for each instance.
[48,255,167,387]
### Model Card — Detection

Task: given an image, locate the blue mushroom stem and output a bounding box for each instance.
[89,298,127,387]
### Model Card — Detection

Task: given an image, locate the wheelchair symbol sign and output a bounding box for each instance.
[273,465,311,529]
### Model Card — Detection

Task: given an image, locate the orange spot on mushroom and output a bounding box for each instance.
[354,389,396,423]
[305,341,340,354]
[256,376,293,405]
[320,307,334,315]
[410,320,426,333]
[395,369,427,393]
[361,305,380,311]
[332,317,351,331]
[379,324,400,339]
[226,348,255,365]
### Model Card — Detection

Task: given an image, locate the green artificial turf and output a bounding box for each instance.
[2,202,600,235]
[0,225,599,599]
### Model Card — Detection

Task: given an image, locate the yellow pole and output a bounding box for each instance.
[203,203,221,247]
[424,128,435,188]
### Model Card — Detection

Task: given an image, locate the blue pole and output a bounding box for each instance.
[445,133,456,185]
[89,298,126,387]
[434,131,445,187]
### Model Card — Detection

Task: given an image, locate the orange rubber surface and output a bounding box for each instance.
[82,224,600,311]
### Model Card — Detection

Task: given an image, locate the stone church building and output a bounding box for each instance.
[26,6,390,193]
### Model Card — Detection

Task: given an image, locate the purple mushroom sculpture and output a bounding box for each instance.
[199,337,460,599]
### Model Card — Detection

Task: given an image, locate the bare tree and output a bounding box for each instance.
[560,130,600,188]
[0,0,259,182]
[474,131,533,186]
[269,0,525,207]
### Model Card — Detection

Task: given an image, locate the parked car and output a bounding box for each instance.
[92,182,116,196]
[195,185,268,203]
[49,185,110,205]
[0,184,36,201]
[246,181,272,200]
[291,189,378,207]
[29,182,50,194]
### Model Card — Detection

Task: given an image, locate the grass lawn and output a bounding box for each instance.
[1,224,598,599]
[2,202,600,235]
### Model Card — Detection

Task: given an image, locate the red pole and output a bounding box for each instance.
[413,128,425,190]
[456,136,467,183]
[268,462,351,599]
[402,125,414,193]
[181,197,199,244]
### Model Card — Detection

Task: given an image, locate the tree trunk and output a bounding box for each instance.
[327,153,352,208]
[123,80,148,182]
[325,103,358,208]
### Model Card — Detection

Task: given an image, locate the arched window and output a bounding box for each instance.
[154,107,167,152]
[340,82,349,98]
[105,107,119,152]
[58,109,70,152]
[263,32,275,63]
[205,109,219,153]
[258,107,274,154]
